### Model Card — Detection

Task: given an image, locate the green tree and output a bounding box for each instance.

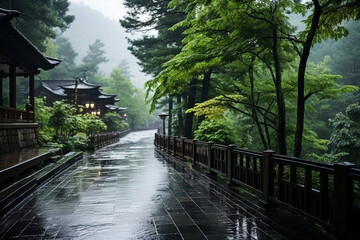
[146,0,360,157]
[120,0,185,77]
[293,0,360,157]
[99,68,152,129]
[80,39,108,81]
[328,102,360,165]
[121,0,189,135]
[47,36,79,79]
[194,119,235,145]
[102,112,129,132]
[0,0,74,52]
[147,0,298,152]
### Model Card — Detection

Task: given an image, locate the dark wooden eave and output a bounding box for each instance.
[0,8,61,77]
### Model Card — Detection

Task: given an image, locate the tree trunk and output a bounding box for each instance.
[249,57,269,150]
[177,95,184,136]
[272,24,287,155]
[294,0,321,158]
[168,96,173,136]
[198,70,212,124]
[184,78,198,138]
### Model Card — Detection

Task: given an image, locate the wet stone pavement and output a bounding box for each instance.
[0,130,287,240]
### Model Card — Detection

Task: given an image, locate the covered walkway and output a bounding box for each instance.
[0,130,329,239]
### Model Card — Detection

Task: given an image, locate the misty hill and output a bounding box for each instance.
[62,2,148,88]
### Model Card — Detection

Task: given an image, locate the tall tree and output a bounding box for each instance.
[121,0,185,77]
[99,68,152,129]
[293,0,360,157]
[80,39,108,81]
[47,36,78,79]
[121,0,187,134]
[0,0,74,52]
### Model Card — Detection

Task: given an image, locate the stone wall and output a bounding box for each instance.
[0,123,39,154]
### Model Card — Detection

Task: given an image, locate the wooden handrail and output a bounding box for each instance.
[154,133,360,239]
[0,106,34,123]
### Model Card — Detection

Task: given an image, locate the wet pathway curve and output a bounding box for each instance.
[0,130,287,239]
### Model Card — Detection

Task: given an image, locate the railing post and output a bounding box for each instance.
[192,140,197,165]
[227,144,237,185]
[181,137,185,159]
[207,141,214,171]
[173,136,176,155]
[167,135,170,153]
[333,162,355,237]
[259,150,277,209]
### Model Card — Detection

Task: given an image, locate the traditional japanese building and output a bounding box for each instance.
[0,8,60,153]
[34,78,127,117]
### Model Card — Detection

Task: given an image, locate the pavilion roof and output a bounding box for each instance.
[61,79,100,90]
[105,105,127,112]
[41,82,66,97]
[98,93,117,99]
[0,8,60,76]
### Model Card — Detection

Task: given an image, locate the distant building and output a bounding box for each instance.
[34,78,127,117]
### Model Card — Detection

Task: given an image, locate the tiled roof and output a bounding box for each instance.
[0,8,60,75]
[105,105,127,112]
[61,79,100,90]
[98,94,116,99]
[41,82,66,96]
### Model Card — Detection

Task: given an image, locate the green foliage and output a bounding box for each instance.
[35,99,108,151]
[328,102,360,165]
[35,98,55,144]
[194,119,236,145]
[46,36,79,79]
[48,101,76,140]
[81,114,107,135]
[102,112,129,132]
[187,95,243,120]
[99,67,153,129]
[80,39,108,81]
[121,0,186,76]
[122,0,360,159]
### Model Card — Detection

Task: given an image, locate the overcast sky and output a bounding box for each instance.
[69,0,126,21]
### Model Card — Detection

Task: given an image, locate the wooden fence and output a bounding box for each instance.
[0,106,34,123]
[155,133,360,239]
[89,129,130,150]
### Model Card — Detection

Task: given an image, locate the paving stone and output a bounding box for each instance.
[0,130,289,240]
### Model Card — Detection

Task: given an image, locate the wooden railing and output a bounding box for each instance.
[89,129,130,150]
[155,133,360,239]
[0,106,35,123]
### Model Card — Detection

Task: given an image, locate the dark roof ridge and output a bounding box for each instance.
[0,8,20,21]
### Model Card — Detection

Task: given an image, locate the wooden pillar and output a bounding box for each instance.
[227,144,237,184]
[9,63,16,108]
[333,162,356,237]
[192,140,197,165]
[29,74,34,109]
[207,141,214,171]
[29,74,35,121]
[0,73,3,106]
[259,150,277,209]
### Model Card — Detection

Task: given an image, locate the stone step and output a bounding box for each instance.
[0,151,83,219]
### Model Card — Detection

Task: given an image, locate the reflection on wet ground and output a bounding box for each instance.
[0,147,53,170]
[0,130,287,239]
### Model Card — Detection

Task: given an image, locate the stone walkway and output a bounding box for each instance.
[0,130,287,239]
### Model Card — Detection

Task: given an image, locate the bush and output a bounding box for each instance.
[102,112,128,131]
[35,98,108,151]
[194,119,236,145]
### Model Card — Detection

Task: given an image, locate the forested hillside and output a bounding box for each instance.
[62,2,148,87]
